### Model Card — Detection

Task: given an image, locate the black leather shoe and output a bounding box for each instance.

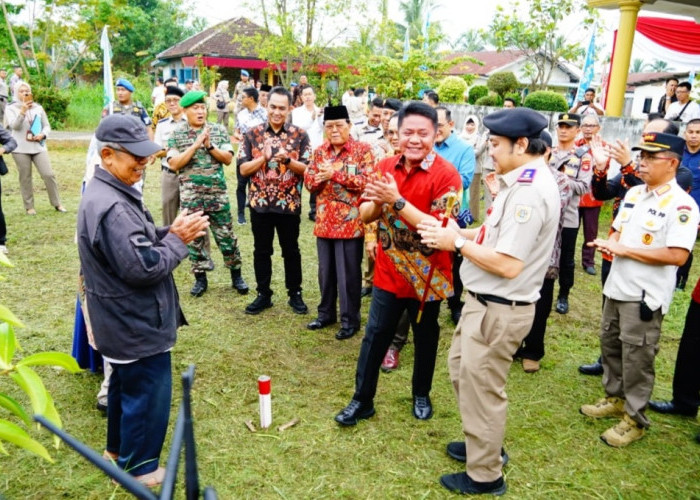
[446,441,509,467]
[555,297,569,314]
[96,402,107,416]
[245,293,273,315]
[648,400,698,417]
[288,291,308,314]
[578,360,604,376]
[584,266,596,275]
[334,399,375,426]
[413,396,433,420]
[190,272,208,297]
[440,472,507,496]
[360,286,373,298]
[335,327,358,340]
[450,308,461,326]
[230,269,249,295]
[307,318,335,330]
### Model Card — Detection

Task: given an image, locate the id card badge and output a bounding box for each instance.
[346,164,357,175]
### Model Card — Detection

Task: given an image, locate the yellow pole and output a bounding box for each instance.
[268,69,274,86]
[605,0,642,116]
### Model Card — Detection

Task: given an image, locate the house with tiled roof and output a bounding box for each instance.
[155,17,276,85]
[624,70,692,118]
[447,49,581,100]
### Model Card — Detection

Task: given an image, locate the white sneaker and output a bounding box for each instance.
[0,245,8,255]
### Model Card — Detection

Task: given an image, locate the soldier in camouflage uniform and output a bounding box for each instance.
[167,90,249,297]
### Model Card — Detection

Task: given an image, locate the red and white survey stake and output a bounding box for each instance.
[258,375,272,429]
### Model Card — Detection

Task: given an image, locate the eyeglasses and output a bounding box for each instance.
[111,146,149,163]
[581,124,598,128]
[165,98,180,104]
[639,151,675,162]
[324,122,348,130]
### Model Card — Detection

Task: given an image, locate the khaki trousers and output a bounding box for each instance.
[448,293,535,482]
[11,151,62,210]
[600,297,662,428]
[161,169,180,226]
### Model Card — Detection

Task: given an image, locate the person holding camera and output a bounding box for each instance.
[581,132,699,447]
[5,82,66,215]
[664,81,700,124]
[569,88,605,116]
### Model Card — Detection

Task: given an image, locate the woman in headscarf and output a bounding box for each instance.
[459,114,487,221]
[5,82,65,214]
[214,80,231,132]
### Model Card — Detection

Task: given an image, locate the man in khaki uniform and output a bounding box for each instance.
[581,132,699,447]
[419,108,560,495]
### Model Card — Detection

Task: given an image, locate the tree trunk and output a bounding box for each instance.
[0,0,29,77]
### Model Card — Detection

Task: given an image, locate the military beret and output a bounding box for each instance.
[483,108,548,138]
[241,70,249,77]
[96,114,161,157]
[115,78,134,93]
[324,105,350,122]
[557,113,581,126]
[165,86,184,98]
[632,132,685,157]
[540,129,553,148]
[180,90,207,108]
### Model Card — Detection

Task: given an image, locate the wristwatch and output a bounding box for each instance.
[454,236,467,253]
[393,197,406,211]
[206,145,215,151]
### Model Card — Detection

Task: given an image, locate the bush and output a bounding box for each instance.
[504,92,521,107]
[487,71,519,97]
[523,90,569,112]
[468,85,488,104]
[31,87,70,130]
[65,83,104,131]
[436,76,468,103]
[475,94,503,107]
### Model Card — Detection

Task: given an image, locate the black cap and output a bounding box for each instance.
[483,108,548,138]
[165,86,184,97]
[324,105,350,122]
[260,84,272,92]
[557,113,581,126]
[96,115,162,157]
[540,129,553,148]
[632,132,685,157]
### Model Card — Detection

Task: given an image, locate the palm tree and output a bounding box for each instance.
[648,59,671,72]
[452,29,485,52]
[629,58,648,73]
[399,0,427,41]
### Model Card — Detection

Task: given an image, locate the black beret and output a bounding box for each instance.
[632,132,685,157]
[557,113,581,126]
[540,129,553,148]
[165,86,184,98]
[483,108,548,138]
[324,105,350,122]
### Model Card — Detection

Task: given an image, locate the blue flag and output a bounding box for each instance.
[100,26,114,110]
[575,27,596,102]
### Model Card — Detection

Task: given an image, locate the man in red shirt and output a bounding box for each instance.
[304,106,375,340]
[334,101,461,426]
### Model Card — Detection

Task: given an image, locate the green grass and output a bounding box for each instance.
[1,145,699,498]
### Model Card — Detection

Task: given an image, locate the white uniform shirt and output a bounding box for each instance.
[604,179,699,313]
[461,158,561,302]
[154,115,187,170]
[291,105,323,150]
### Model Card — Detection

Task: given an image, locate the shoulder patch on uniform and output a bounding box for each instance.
[517,169,536,183]
[677,205,693,211]
[678,208,692,225]
[514,205,532,223]
[655,184,671,196]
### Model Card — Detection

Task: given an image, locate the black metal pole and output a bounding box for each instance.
[182,365,200,500]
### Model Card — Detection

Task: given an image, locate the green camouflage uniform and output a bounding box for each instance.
[167,121,242,272]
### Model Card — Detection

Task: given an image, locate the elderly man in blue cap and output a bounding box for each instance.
[233,69,253,115]
[78,114,208,487]
[102,77,153,140]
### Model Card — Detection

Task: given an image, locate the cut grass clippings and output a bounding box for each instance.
[0,144,698,499]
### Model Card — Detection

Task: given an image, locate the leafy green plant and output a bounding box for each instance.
[505,92,522,107]
[31,86,71,129]
[487,71,519,98]
[523,90,568,112]
[0,252,81,461]
[475,94,503,107]
[468,85,488,104]
[436,76,468,103]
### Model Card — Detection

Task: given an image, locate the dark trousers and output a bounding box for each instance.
[353,288,442,403]
[106,352,171,476]
[670,298,700,411]
[236,163,249,217]
[519,278,554,361]
[316,237,363,329]
[676,253,693,290]
[250,210,302,296]
[579,206,601,269]
[447,253,464,312]
[308,192,317,218]
[558,226,579,300]
[0,179,6,245]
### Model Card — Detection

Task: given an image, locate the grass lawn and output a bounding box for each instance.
[1,144,699,499]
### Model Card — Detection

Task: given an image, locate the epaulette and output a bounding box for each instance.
[517,168,536,184]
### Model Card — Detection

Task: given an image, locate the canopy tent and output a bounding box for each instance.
[633,16,700,68]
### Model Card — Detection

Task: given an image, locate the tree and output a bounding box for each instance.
[630,58,649,74]
[452,29,486,52]
[436,75,467,103]
[488,0,594,90]
[648,59,671,72]
[523,90,568,112]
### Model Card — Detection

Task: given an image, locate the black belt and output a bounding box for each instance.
[468,291,531,307]
[161,166,177,174]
